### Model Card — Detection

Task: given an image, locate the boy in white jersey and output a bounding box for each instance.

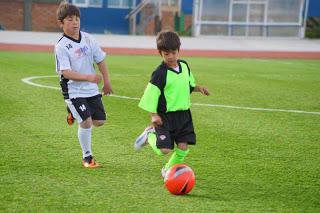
[55,1,113,168]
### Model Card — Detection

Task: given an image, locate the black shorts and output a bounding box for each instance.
[66,94,106,123]
[155,110,196,150]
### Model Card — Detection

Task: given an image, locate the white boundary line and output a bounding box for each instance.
[21,76,60,90]
[21,75,320,116]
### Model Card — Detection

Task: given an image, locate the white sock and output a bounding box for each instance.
[78,126,92,158]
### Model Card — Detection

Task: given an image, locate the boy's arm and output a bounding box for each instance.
[188,70,209,95]
[97,60,113,95]
[193,85,210,96]
[151,113,163,127]
[62,69,101,83]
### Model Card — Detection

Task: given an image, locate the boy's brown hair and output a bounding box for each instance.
[156,30,181,52]
[56,1,80,22]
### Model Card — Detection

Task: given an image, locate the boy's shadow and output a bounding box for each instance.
[177,192,222,201]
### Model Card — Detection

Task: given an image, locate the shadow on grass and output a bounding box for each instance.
[174,192,220,201]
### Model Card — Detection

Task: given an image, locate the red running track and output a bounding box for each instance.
[1,43,320,59]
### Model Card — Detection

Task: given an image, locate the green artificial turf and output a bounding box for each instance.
[0,51,319,212]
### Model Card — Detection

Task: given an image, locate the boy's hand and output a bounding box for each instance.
[199,86,210,96]
[151,113,162,127]
[195,85,210,96]
[86,74,102,83]
[102,83,113,96]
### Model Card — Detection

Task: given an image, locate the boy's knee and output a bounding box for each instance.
[160,148,171,155]
[177,142,188,150]
[80,117,93,128]
[93,120,105,127]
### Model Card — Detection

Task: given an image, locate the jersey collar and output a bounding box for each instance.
[63,31,81,43]
[162,60,182,74]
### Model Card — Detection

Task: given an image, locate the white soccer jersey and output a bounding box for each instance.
[55,31,106,99]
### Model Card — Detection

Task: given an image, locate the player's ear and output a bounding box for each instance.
[57,19,63,28]
[158,50,163,56]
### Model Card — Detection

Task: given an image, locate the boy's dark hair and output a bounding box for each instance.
[56,1,80,22]
[156,30,181,52]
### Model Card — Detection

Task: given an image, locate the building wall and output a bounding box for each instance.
[32,2,60,32]
[79,7,131,34]
[0,0,192,34]
[182,0,193,15]
[308,0,320,17]
[142,0,193,35]
[161,11,175,32]
[0,0,319,35]
[79,0,193,35]
[184,14,192,31]
[0,0,24,30]
[0,0,59,32]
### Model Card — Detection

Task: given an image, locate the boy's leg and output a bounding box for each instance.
[147,132,164,156]
[67,97,99,168]
[164,143,189,170]
[148,126,172,156]
[164,110,195,171]
[134,126,155,151]
[89,94,107,128]
[78,117,93,158]
[78,119,99,168]
[92,120,105,127]
[135,127,171,155]
[80,95,106,167]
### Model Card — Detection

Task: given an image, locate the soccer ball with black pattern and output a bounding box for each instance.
[164,164,195,195]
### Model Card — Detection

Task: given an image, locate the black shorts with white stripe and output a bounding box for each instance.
[67,94,106,123]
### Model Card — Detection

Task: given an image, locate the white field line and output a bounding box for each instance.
[251,59,320,69]
[21,75,320,115]
[192,103,320,115]
[245,59,294,65]
[21,75,61,90]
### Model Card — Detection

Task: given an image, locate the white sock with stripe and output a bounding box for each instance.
[78,126,92,158]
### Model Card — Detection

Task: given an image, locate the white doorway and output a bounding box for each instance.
[229,0,267,36]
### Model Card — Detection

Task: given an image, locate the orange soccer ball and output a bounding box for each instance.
[164,164,195,195]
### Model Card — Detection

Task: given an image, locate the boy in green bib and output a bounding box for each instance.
[135,30,210,178]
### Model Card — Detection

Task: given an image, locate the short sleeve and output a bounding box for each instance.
[55,45,71,75]
[189,70,196,88]
[138,83,161,113]
[138,67,166,113]
[91,36,106,63]
[149,66,166,91]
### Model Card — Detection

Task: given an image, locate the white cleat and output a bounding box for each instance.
[134,126,155,151]
[161,167,168,179]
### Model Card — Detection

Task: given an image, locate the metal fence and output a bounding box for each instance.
[193,0,308,38]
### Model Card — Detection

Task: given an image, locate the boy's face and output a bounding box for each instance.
[60,15,80,37]
[160,49,180,68]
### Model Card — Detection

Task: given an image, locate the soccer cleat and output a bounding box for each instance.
[66,107,75,125]
[82,156,100,168]
[161,167,168,179]
[134,126,155,151]
[67,112,74,125]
